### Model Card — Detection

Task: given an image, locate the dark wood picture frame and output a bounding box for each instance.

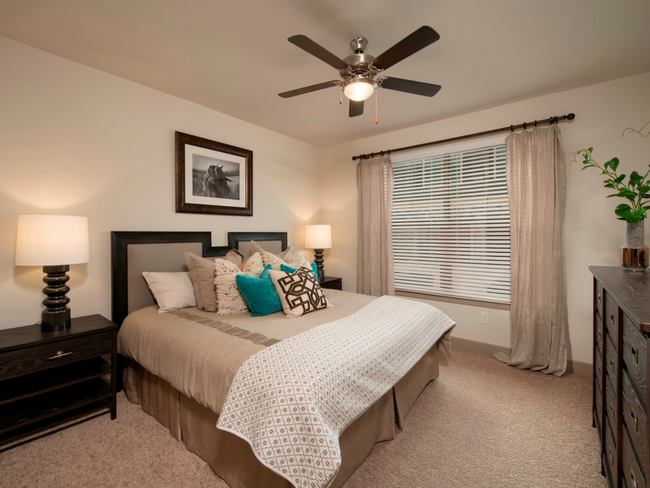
[175,131,253,216]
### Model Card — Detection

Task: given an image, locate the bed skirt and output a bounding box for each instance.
[123,344,439,488]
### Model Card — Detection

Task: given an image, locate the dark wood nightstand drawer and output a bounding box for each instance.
[320,276,342,290]
[0,332,113,381]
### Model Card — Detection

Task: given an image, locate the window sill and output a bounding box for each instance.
[395,290,511,311]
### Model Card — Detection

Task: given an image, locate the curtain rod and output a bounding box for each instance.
[351,113,576,161]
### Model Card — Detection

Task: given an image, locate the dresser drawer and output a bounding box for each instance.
[596,314,604,356]
[623,426,647,488]
[596,346,603,392]
[605,416,619,483]
[606,332,619,392]
[623,315,648,411]
[0,332,113,381]
[606,292,619,347]
[595,378,603,436]
[596,280,604,317]
[606,373,618,440]
[623,371,648,481]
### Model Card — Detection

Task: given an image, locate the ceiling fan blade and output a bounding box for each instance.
[278,80,340,98]
[381,77,441,97]
[349,100,364,117]
[372,26,440,70]
[288,35,348,70]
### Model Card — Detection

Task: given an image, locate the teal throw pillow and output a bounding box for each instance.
[281,262,319,278]
[236,265,282,317]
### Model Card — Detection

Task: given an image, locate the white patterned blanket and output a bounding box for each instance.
[216,295,455,488]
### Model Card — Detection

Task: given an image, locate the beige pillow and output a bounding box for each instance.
[214,255,264,315]
[268,267,330,319]
[142,271,196,313]
[184,252,217,311]
[261,250,311,271]
[185,250,246,311]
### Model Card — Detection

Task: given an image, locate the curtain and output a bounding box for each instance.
[357,156,395,296]
[494,125,570,376]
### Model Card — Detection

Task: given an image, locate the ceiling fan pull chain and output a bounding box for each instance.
[375,88,379,124]
[339,87,342,105]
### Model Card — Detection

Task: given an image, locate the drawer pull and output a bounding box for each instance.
[610,313,615,323]
[598,294,602,304]
[631,409,639,433]
[609,358,614,368]
[631,471,637,488]
[631,346,639,364]
[49,350,72,360]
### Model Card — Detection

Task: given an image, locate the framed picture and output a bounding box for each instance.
[175,131,253,216]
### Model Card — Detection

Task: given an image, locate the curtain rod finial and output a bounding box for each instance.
[567,113,575,120]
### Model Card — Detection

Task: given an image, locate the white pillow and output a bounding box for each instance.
[142,271,197,313]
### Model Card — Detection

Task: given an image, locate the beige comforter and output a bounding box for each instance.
[118,290,376,415]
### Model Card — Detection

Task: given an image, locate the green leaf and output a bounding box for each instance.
[608,157,620,172]
[627,214,642,223]
[637,185,650,193]
[588,147,593,153]
[604,183,615,188]
[630,171,642,181]
[618,190,638,202]
[615,174,626,184]
[606,193,622,198]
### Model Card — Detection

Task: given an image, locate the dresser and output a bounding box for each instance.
[591,266,650,488]
[0,315,118,445]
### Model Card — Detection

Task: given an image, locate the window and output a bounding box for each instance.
[391,140,510,304]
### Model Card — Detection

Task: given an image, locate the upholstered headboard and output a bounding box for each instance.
[111,231,287,326]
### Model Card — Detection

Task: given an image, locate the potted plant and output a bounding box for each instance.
[572,121,650,270]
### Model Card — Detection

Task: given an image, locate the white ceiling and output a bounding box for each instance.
[1,0,649,147]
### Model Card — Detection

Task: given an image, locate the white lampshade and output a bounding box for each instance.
[343,78,376,102]
[15,215,89,266]
[305,225,332,250]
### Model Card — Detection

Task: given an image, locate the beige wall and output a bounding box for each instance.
[0,37,322,328]
[320,71,650,365]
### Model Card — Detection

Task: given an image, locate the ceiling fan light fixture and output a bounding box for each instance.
[343,78,377,102]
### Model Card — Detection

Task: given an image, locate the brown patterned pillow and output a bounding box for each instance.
[268,267,330,318]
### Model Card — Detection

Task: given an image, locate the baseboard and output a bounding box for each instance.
[451,337,592,378]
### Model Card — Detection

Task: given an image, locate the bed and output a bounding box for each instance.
[111,230,454,488]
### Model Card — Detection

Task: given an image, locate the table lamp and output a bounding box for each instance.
[305,224,332,282]
[15,215,89,332]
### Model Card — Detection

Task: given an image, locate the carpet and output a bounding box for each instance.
[0,349,606,487]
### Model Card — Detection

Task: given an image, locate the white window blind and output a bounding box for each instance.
[391,143,511,304]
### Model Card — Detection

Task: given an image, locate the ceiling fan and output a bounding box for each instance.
[278,26,442,119]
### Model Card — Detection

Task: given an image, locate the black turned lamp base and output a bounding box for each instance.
[314,248,325,282]
[41,265,71,332]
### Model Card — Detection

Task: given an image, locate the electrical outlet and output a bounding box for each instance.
[481,312,489,324]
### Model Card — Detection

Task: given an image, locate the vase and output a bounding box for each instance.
[621,220,648,271]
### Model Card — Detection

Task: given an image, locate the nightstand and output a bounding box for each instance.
[0,314,118,445]
[320,276,342,290]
